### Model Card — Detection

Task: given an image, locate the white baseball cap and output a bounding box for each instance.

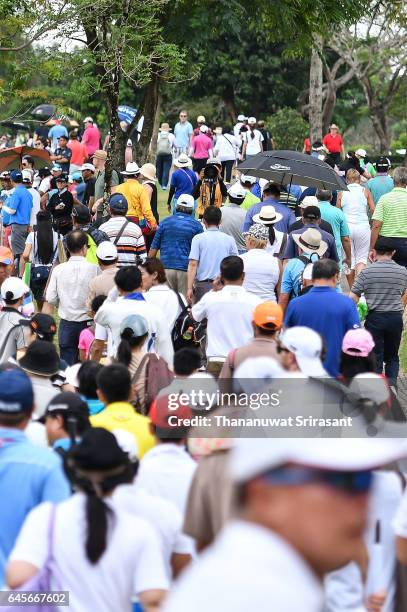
[279,326,327,377]
[22,169,33,183]
[230,438,407,482]
[199,125,209,133]
[349,373,390,406]
[1,277,29,301]
[240,174,257,185]
[80,163,95,172]
[177,194,195,209]
[299,195,319,209]
[355,148,367,158]
[237,114,246,121]
[228,182,247,199]
[83,116,93,123]
[247,116,257,124]
[96,241,118,261]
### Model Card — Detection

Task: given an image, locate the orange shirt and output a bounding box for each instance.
[68,140,88,166]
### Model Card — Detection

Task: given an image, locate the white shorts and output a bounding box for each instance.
[348,223,370,267]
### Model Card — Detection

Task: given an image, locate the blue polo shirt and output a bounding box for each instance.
[242,197,296,233]
[170,168,198,199]
[281,254,312,297]
[189,227,238,281]
[0,428,70,584]
[4,185,32,225]
[284,286,360,376]
[151,213,203,271]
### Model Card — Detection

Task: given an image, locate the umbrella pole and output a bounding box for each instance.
[287,175,293,199]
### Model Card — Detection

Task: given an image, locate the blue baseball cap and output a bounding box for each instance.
[51,164,62,172]
[10,170,23,182]
[109,193,128,213]
[0,369,33,413]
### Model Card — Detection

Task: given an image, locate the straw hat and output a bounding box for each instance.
[121,162,140,176]
[174,154,192,168]
[160,122,171,132]
[292,228,328,257]
[92,150,107,161]
[252,205,283,226]
[140,163,156,182]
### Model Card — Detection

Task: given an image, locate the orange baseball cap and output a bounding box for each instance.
[253,301,283,330]
[0,246,13,265]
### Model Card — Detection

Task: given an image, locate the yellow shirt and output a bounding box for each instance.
[90,402,155,459]
[115,179,156,227]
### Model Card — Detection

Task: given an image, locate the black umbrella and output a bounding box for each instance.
[237,150,348,191]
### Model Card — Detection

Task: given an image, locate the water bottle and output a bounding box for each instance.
[182,326,194,341]
[357,296,368,323]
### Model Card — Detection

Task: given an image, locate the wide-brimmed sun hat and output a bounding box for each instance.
[292,228,328,257]
[174,154,192,168]
[252,205,283,226]
[139,163,156,182]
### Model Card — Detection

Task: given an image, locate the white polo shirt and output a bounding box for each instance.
[136,443,197,517]
[144,285,185,330]
[163,520,323,612]
[112,484,193,579]
[240,249,280,301]
[95,295,174,367]
[191,285,261,358]
[9,495,169,612]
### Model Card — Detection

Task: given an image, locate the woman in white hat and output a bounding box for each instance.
[252,205,285,256]
[242,117,264,159]
[240,223,281,302]
[156,123,175,190]
[167,154,198,214]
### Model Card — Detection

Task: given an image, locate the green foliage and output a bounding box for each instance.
[266,108,309,150]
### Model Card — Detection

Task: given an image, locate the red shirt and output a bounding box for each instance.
[323,133,343,153]
[303,137,311,153]
[68,140,88,166]
[82,125,101,156]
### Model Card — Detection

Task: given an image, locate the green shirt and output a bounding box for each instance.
[372,188,407,238]
[318,201,350,259]
[240,191,260,211]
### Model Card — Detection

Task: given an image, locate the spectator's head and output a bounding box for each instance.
[90,294,107,317]
[302,205,321,225]
[18,340,60,379]
[227,182,246,205]
[96,364,132,405]
[80,163,95,181]
[375,156,390,174]
[277,326,326,375]
[262,182,281,200]
[116,314,149,368]
[1,276,29,307]
[149,394,192,442]
[175,193,195,214]
[340,329,376,381]
[57,135,68,148]
[0,170,11,188]
[173,348,202,376]
[108,193,128,217]
[220,255,244,285]
[393,166,407,188]
[252,301,283,337]
[0,368,34,428]
[139,257,166,290]
[240,174,257,190]
[179,110,188,124]
[65,230,88,257]
[92,150,107,170]
[346,168,361,184]
[243,223,269,251]
[0,246,13,288]
[69,130,78,140]
[78,361,104,400]
[329,123,339,133]
[56,173,68,191]
[311,259,340,287]
[10,169,23,186]
[373,237,396,259]
[41,391,90,445]
[316,189,333,203]
[115,266,142,294]
[28,313,57,343]
[72,204,91,227]
[83,116,94,128]
[96,241,118,267]
[203,206,222,227]
[21,155,34,170]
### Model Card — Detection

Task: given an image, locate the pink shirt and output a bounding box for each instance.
[82,125,101,156]
[78,327,95,359]
[191,134,212,159]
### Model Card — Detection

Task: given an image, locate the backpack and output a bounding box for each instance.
[171,291,206,351]
[132,353,174,415]
[88,226,110,246]
[157,132,172,155]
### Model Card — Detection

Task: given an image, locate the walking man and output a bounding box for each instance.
[2,170,32,270]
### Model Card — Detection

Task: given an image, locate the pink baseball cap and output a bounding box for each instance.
[342,328,375,357]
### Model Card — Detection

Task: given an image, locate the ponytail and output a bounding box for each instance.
[116,329,148,367]
[268,225,276,245]
[250,126,255,140]
[85,493,111,564]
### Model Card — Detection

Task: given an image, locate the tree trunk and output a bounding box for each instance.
[360,79,391,153]
[322,83,336,134]
[104,80,126,192]
[148,88,162,162]
[309,39,323,143]
[135,74,160,164]
[222,84,237,125]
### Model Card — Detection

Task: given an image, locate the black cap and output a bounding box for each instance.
[29,313,57,339]
[56,172,69,182]
[303,205,321,220]
[72,204,91,223]
[376,156,390,170]
[39,391,89,423]
[18,340,60,376]
[70,428,129,471]
[38,167,51,178]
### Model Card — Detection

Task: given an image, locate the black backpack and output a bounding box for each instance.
[87,225,110,246]
[171,292,205,352]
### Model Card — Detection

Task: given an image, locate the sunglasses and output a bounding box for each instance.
[35,142,42,147]
[261,466,372,494]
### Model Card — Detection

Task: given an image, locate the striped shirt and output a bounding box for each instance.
[99,217,146,266]
[351,260,407,312]
[372,188,407,237]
